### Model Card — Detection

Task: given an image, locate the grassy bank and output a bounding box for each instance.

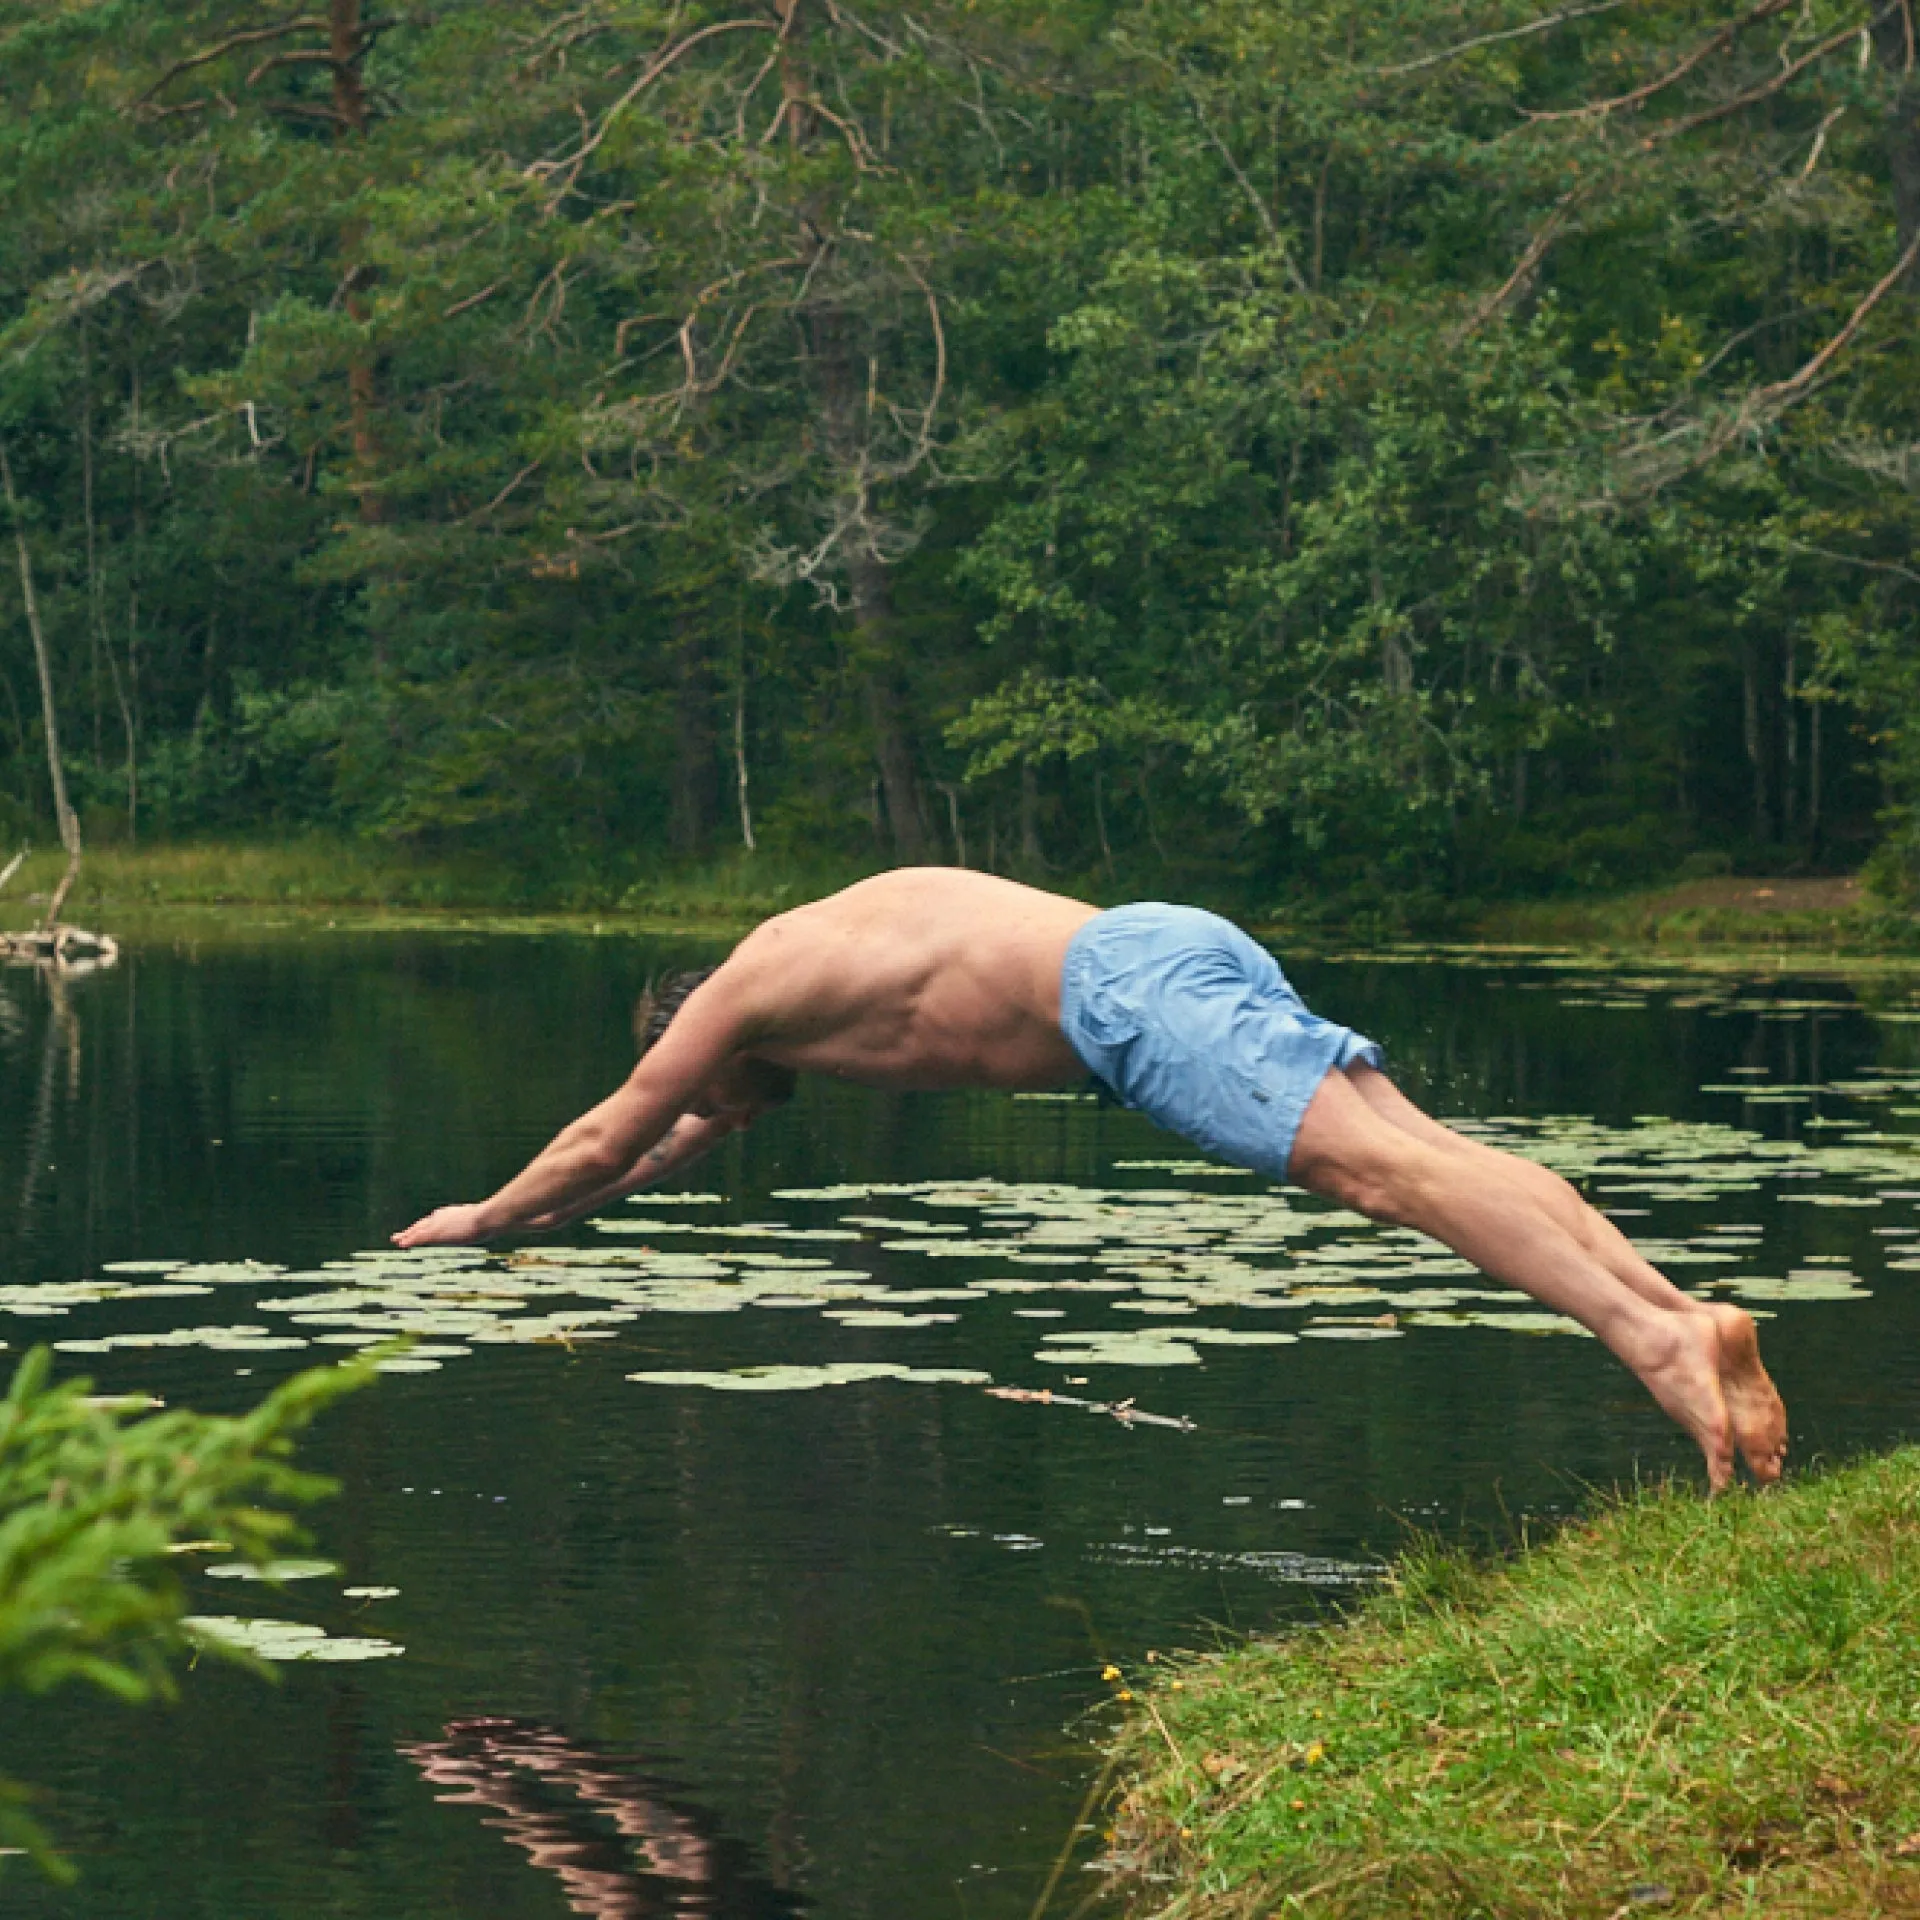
[0,837,864,933]
[1102,1448,1920,1919]
[1476,875,1920,957]
[4,839,1917,961]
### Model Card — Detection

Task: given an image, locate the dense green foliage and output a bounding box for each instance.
[0,1347,367,1876]
[1108,1446,1920,1917]
[2,0,1917,915]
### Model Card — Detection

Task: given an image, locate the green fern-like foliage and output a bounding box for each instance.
[0,1346,371,1879]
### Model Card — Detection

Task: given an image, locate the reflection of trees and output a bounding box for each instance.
[400,1717,802,1919]
[14,966,78,1223]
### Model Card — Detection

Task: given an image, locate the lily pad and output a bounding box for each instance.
[183,1615,403,1662]
[205,1559,339,1583]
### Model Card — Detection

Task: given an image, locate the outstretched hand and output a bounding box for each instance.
[392,1204,493,1248]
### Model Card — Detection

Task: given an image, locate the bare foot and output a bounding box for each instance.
[1633,1313,1736,1493]
[1701,1302,1787,1484]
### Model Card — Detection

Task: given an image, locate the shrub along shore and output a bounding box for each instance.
[1099,1449,1920,1920]
[1,839,1917,960]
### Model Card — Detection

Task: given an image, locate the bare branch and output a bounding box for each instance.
[733,38,789,144]
[1378,0,1636,78]
[259,99,352,128]
[1452,175,1604,340]
[247,47,360,85]
[892,261,948,479]
[1589,225,1920,501]
[1747,225,1920,408]
[461,460,543,525]
[527,17,779,200]
[443,281,503,321]
[1646,15,1872,143]
[804,95,882,170]
[1775,538,1920,588]
[614,309,670,355]
[1524,0,1797,122]
[133,15,327,106]
[1799,102,1848,174]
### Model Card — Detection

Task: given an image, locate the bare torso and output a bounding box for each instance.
[721,869,1099,1090]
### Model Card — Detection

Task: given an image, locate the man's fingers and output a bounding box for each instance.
[391,1206,485,1248]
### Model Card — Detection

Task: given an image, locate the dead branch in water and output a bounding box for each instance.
[986,1385,1196,1432]
[0,924,121,971]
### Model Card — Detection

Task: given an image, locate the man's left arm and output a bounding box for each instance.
[519,1113,738,1232]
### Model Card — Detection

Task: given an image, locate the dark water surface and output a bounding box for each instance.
[2,926,1919,1918]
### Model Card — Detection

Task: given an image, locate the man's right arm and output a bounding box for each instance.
[392,973,755,1247]
[521,1113,736,1232]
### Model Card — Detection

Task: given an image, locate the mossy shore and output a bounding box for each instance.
[0,837,834,938]
[1475,875,1920,958]
[3,838,1916,962]
[1100,1448,1920,1919]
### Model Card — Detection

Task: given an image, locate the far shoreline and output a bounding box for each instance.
[1,838,1915,974]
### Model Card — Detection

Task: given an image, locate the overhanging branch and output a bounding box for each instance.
[1524,0,1797,122]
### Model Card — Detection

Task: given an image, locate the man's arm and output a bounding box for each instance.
[393,978,752,1247]
[519,1113,736,1232]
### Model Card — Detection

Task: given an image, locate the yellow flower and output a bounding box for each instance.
[1305,1742,1326,1766]
[1101,1663,1122,1682]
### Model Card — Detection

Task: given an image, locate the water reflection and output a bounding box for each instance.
[12,965,78,1223]
[1,932,1918,1920]
[403,1717,803,1918]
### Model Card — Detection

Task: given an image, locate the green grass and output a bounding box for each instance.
[1476,892,1920,957]
[1102,1449,1920,1919]
[5,839,1919,969]
[0,836,875,931]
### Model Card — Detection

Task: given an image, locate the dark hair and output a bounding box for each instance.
[633,965,796,1106]
[633,966,720,1053]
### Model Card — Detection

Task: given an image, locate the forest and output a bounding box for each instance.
[2,0,1918,921]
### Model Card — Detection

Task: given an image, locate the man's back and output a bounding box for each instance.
[727,868,1098,1091]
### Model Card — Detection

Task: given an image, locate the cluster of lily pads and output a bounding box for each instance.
[2,1075,1911,1393]
[184,1557,403,1663]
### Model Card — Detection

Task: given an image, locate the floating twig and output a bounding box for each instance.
[986,1385,1195,1432]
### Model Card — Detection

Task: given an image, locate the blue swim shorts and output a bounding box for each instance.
[1058,903,1383,1181]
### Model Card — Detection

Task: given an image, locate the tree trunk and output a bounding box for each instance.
[332,0,383,525]
[1809,690,1824,854]
[81,347,138,829]
[733,669,756,854]
[1782,638,1799,841]
[1742,643,1770,843]
[124,366,142,841]
[1019,759,1044,870]
[850,551,927,862]
[0,440,83,929]
[669,620,718,858]
[778,0,928,868]
[1873,3,1920,283]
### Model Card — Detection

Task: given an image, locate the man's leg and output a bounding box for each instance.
[1343,1067,1695,1306]
[1338,1065,1786,1482]
[1288,1067,1779,1490]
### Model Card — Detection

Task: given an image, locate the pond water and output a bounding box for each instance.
[2,924,1918,1918]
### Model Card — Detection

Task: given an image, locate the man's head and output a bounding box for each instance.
[634,966,797,1120]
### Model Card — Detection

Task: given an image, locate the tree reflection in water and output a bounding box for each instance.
[402,1718,803,1918]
